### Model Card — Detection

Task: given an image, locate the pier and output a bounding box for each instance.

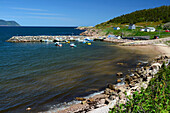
[6,35,98,42]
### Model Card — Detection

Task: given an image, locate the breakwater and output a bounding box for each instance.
[6,35,96,42]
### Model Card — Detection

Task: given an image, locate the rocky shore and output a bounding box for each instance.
[43,55,169,113]
[104,37,170,46]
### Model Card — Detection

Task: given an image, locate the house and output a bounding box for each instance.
[145,27,156,32]
[140,29,145,31]
[108,35,121,39]
[113,27,120,30]
[128,24,136,29]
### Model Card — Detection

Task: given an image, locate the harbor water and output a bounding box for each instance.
[0,26,152,112]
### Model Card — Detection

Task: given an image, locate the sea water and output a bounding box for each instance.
[0,26,151,112]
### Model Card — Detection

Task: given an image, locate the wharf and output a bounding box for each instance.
[6,35,97,42]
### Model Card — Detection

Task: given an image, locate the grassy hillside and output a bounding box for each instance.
[95,5,170,29]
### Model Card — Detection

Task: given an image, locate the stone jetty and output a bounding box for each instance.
[6,35,95,43]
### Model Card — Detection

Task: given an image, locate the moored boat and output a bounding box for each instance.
[70,43,77,47]
[55,42,62,47]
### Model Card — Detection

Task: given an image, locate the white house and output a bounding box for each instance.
[108,35,121,39]
[129,24,136,29]
[113,27,120,30]
[140,29,145,31]
[145,27,156,32]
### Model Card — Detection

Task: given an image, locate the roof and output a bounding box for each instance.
[129,24,135,26]
[146,27,155,29]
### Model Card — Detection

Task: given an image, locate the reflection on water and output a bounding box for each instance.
[0,41,156,112]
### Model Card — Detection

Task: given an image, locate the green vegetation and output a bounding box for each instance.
[109,64,170,113]
[95,5,170,29]
[102,26,170,39]
[93,6,170,38]
[0,19,20,26]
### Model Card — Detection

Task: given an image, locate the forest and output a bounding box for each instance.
[95,5,170,28]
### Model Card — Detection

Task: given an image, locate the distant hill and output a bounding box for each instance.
[95,5,170,28]
[0,19,20,26]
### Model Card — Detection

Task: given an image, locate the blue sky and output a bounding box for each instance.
[0,0,170,26]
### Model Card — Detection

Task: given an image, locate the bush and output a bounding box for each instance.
[109,65,170,113]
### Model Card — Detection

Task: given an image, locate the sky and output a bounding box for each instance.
[0,0,170,26]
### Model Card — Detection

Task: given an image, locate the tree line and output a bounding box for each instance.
[95,5,170,28]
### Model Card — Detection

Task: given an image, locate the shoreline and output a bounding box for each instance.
[40,43,170,113]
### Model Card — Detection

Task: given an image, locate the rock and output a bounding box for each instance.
[151,63,162,71]
[117,79,121,83]
[134,72,140,78]
[117,72,123,76]
[118,87,126,93]
[143,76,147,81]
[99,99,105,104]
[86,98,94,104]
[125,75,133,83]
[130,69,135,72]
[76,97,86,101]
[132,75,137,79]
[137,62,141,65]
[26,107,31,111]
[110,90,118,95]
[117,63,124,65]
[109,95,116,100]
[104,88,111,95]
[81,101,86,104]
[107,83,115,90]
[105,98,110,105]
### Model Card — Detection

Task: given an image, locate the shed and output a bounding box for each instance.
[145,27,156,32]
[113,27,120,30]
[128,24,136,29]
[108,35,121,39]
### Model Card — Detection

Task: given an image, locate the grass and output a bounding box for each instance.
[109,64,170,113]
[100,26,170,39]
[94,22,170,39]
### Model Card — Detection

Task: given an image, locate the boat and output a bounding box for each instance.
[84,37,93,42]
[87,42,91,45]
[70,43,77,47]
[65,40,70,44]
[55,42,62,47]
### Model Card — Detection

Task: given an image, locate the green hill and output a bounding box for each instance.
[95,5,170,28]
[0,19,20,26]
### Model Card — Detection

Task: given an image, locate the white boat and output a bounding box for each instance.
[55,42,62,47]
[70,43,77,47]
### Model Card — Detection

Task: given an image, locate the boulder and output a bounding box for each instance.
[99,99,106,105]
[117,72,123,76]
[132,75,137,79]
[109,95,116,100]
[26,107,31,111]
[104,88,111,95]
[117,63,125,65]
[107,83,115,90]
[76,97,86,101]
[134,72,140,78]
[142,76,147,81]
[105,98,111,105]
[125,75,133,83]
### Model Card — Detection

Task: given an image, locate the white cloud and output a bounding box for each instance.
[2,15,72,21]
[11,7,47,11]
